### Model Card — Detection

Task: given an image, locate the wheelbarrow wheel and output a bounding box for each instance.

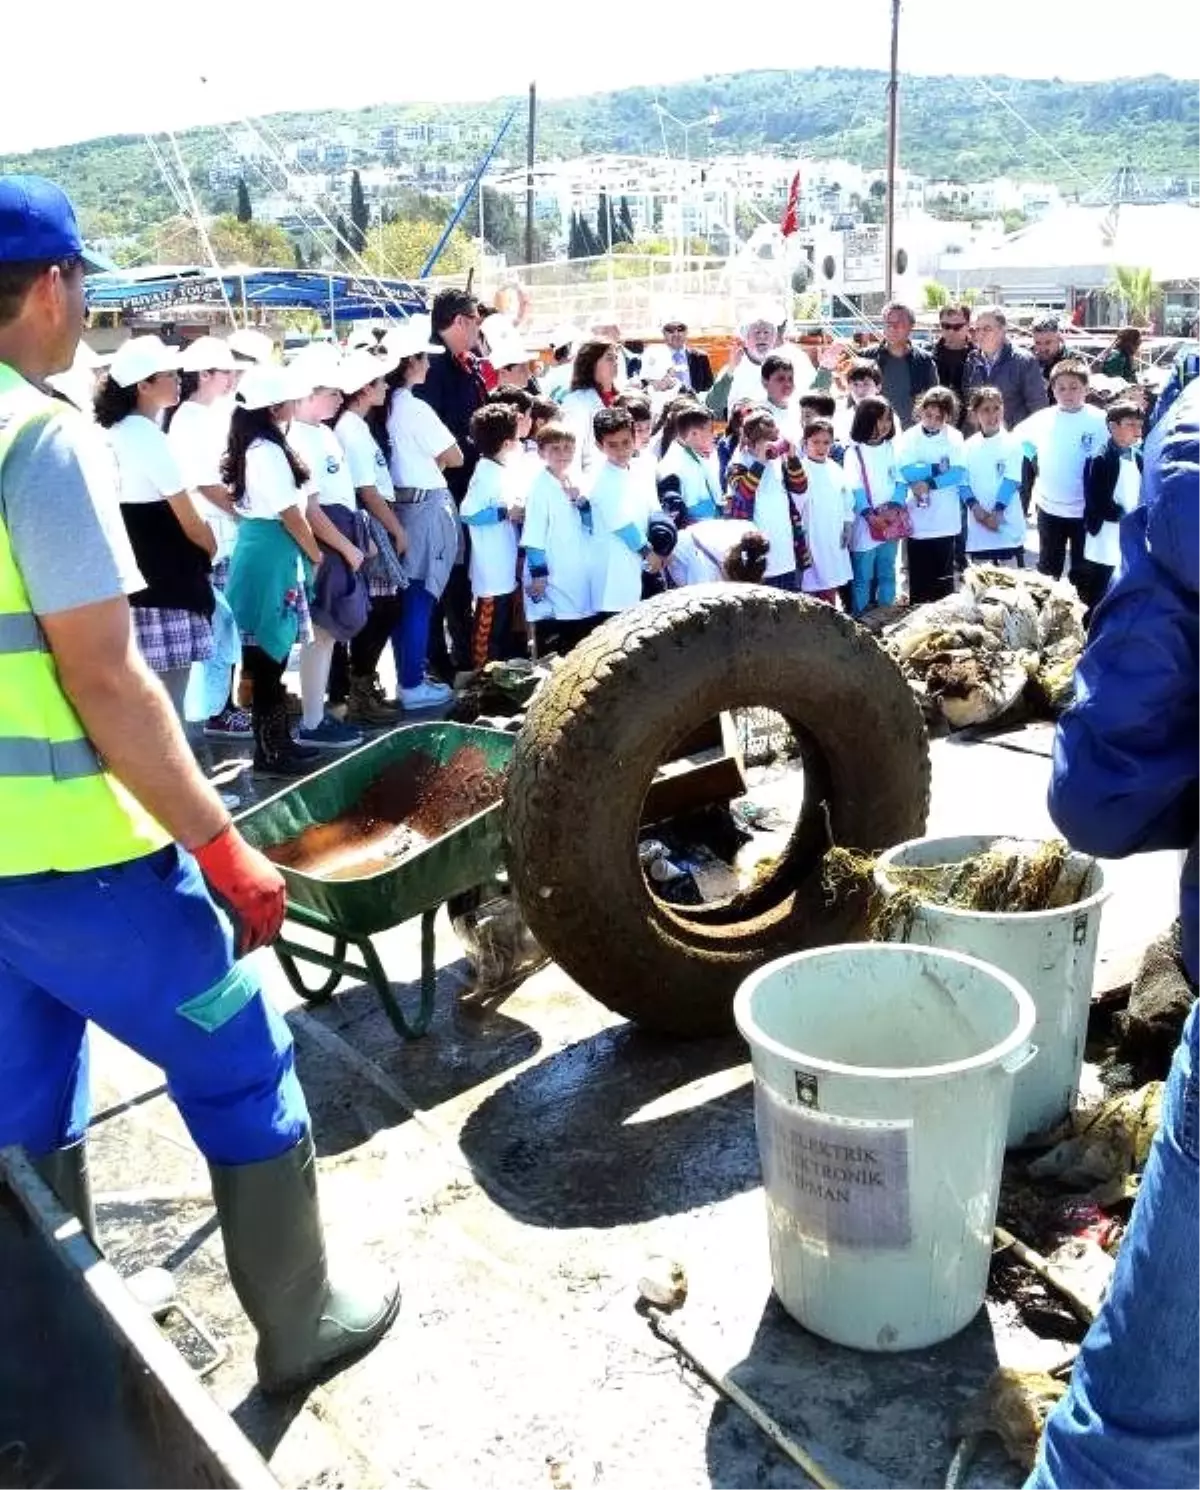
[505,586,930,1036]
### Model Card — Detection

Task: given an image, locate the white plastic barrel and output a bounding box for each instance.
[734,944,1035,1352]
[874,835,1109,1147]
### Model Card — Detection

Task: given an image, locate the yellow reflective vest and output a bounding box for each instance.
[0,360,168,875]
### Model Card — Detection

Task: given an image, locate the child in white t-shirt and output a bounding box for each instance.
[897,386,967,604]
[461,403,524,666]
[1013,359,1108,590]
[587,406,662,617]
[796,419,854,604]
[656,404,722,523]
[616,391,660,525]
[961,386,1028,566]
[522,423,596,654]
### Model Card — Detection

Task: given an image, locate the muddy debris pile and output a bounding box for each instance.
[883,566,1086,730]
[266,745,508,881]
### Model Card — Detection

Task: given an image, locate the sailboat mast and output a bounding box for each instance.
[884,0,901,300]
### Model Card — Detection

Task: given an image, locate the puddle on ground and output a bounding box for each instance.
[265,745,507,880]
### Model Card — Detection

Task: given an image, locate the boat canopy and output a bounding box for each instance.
[85,266,426,322]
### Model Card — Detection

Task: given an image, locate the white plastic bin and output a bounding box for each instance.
[874,835,1109,1146]
[734,943,1035,1352]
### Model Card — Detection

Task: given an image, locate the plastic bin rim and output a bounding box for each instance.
[733,941,1037,1083]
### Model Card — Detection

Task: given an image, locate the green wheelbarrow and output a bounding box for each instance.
[237,722,515,1039]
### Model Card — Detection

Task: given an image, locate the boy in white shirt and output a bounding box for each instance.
[616,391,659,524]
[461,404,523,667]
[522,423,596,654]
[587,406,663,619]
[962,386,1028,567]
[656,405,721,523]
[1013,359,1108,591]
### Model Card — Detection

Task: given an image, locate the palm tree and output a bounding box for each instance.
[1109,265,1156,327]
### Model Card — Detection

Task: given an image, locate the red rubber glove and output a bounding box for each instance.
[193,824,286,956]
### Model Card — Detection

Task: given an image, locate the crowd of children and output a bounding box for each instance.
[85,298,1148,780]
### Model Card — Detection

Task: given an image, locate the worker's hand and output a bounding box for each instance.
[508,502,526,525]
[528,576,548,600]
[343,543,365,573]
[819,343,844,371]
[193,824,286,956]
[392,527,408,556]
[645,552,665,574]
[840,521,853,549]
[911,481,930,501]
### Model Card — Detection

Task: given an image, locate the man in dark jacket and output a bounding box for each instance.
[865,301,938,425]
[962,305,1048,428]
[645,316,714,395]
[1031,378,1198,1490]
[1031,315,1068,391]
[413,287,486,679]
[932,302,972,417]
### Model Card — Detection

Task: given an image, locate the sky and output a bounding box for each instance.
[2,0,1196,156]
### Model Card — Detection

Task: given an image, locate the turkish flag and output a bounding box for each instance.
[780,169,801,237]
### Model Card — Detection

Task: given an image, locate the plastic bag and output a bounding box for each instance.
[450,882,548,993]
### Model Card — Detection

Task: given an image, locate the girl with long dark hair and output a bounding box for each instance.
[559,340,620,473]
[384,326,463,710]
[222,365,324,776]
[95,336,216,718]
[166,335,247,737]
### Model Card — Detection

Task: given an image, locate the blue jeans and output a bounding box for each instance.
[1029,1003,1199,1489]
[849,542,898,615]
[390,582,435,691]
[0,846,309,1167]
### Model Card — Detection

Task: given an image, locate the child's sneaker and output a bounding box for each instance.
[400,681,453,711]
[203,706,254,739]
[296,715,364,751]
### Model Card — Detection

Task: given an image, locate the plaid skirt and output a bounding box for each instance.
[133,606,215,672]
[240,579,314,652]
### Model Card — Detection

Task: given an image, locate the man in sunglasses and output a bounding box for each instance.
[643,316,714,396]
[933,303,972,421]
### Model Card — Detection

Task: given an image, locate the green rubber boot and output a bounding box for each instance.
[34,1138,99,1248]
[209,1134,399,1393]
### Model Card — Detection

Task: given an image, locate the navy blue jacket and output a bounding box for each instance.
[1083,439,1143,537]
[1049,381,1199,981]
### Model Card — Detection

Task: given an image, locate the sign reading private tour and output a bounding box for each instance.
[755,1083,912,1249]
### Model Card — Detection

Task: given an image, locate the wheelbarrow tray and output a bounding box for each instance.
[237,722,515,936]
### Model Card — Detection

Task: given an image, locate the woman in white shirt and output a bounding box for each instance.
[384,329,463,710]
[95,336,216,718]
[222,364,324,777]
[559,340,620,474]
[334,348,408,725]
[166,335,247,738]
[287,345,370,752]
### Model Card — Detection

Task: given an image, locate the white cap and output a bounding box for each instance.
[548,323,577,353]
[287,341,344,389]
[346,326,385,352]
[383,318,444,360]
[179,335,238,373]
[481,313,538,370]
[337,347,395,395]
[235,363,314,411]
[226,328,276,365]
[107,335,182,389]
[73,341,111,370]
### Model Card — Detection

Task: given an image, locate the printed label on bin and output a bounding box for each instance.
[755,1085,912,1250]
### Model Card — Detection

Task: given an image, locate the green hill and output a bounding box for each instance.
[3,68,1195,238]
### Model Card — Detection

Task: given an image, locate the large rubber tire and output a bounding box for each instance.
[505,586,930,1036]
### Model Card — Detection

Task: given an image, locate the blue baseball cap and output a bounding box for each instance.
[0,175,115,272]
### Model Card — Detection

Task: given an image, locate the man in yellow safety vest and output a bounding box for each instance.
[0,175,397,1393]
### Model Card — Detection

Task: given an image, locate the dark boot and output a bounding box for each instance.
[34,1138,99,1248]
[253,703,315,777]
[347,675,399,726]
[209,1134,399,1394]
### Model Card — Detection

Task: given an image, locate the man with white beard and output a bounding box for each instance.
[706,308,815,419]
